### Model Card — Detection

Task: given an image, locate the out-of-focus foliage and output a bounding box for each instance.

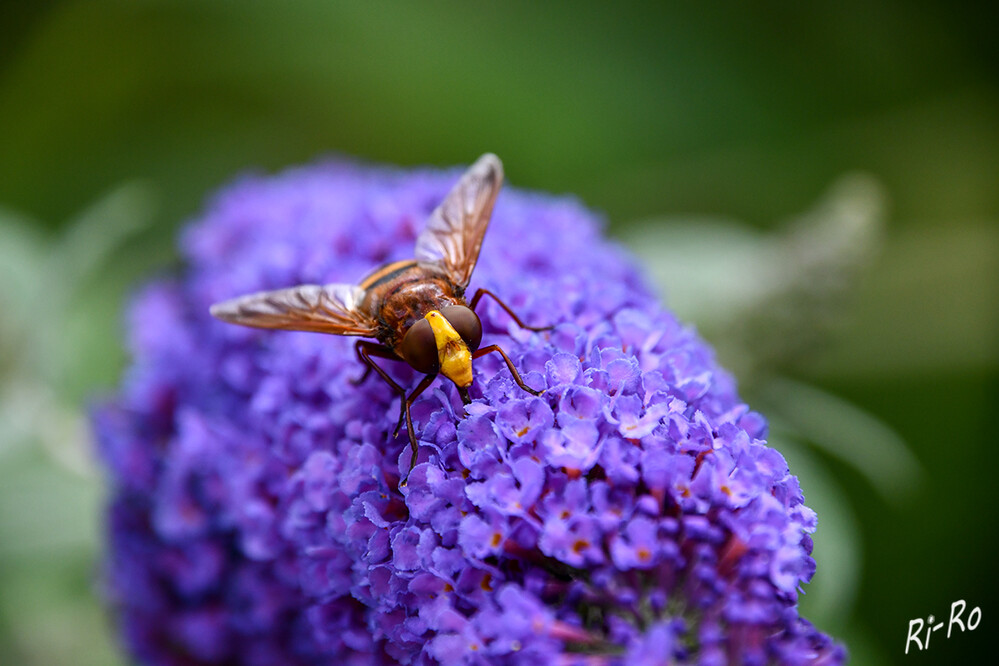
[0,1,996,664]
[0,185,157,666]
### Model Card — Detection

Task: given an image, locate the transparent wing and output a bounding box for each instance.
[414,153,503,287]
[210,283,379,336]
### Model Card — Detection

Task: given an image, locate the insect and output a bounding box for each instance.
[210,153,549,473]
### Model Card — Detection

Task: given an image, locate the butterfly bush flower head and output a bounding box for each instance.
[95,158,845,665]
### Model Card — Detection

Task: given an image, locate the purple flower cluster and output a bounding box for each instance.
[94,158,844,664]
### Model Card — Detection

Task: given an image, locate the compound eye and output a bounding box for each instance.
[401,318,439,374]
[442,305,482,352]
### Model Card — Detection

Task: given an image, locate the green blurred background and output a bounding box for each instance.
[1,2,996,664]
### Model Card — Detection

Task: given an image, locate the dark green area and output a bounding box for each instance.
[816,372,998,664]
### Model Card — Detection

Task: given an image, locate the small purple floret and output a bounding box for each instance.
[94,158,844,664]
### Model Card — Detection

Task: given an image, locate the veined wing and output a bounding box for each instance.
[414,153,503,288]
[210,283,378,336]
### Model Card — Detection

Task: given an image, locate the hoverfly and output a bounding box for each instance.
[210,154,549,473]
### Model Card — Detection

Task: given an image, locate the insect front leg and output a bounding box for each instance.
[355,341,426,472]
[352,340,398,385]
[394,372,438,442]
[472,344,544,397]
[468,288,553,332]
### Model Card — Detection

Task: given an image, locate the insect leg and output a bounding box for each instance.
[472,344,544,396]
[356,342,438,472]
[468,288,552,332]
[356,341,412,443]
[351,340,398,385]
[395,372,438,443]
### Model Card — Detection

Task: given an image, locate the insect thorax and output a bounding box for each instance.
[364,263,464,352]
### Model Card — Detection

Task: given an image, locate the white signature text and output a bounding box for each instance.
[905,599,982,654]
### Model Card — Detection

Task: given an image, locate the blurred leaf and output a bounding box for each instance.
[0,208,46,351]
[763,378,921,506]
[1,181,155,478]
[766,432,861,626]
[48,181,154,296]
[0,182,154,383]
[623,174,886,380]
[805,220,999,379]
[0,447,103,559]
[36,182,155,389]
[0,186,144,663]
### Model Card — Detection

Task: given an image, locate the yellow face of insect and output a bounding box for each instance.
[424,310,473,387]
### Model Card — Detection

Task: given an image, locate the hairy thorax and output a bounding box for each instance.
[359,260,464,354]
